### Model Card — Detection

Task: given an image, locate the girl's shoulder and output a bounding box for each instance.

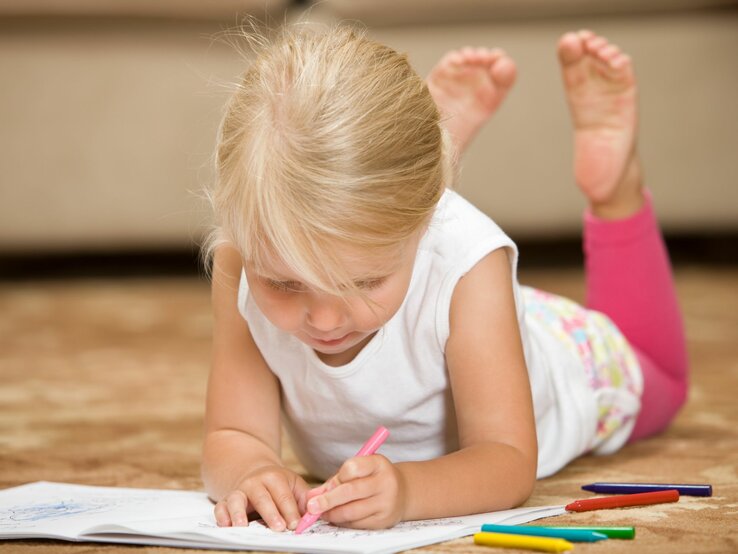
[420,188,518,267]
[411,189,521,352]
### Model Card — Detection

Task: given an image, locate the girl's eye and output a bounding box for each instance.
[265,279,304,292]
[355,278,385,290]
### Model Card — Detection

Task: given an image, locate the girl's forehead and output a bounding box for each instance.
[250,242,409,281]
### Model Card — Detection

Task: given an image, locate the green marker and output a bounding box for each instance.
[480,524,607,542]
[545,526,635,539]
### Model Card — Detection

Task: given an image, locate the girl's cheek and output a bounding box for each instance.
[254,291,304,331]
[271,300,304,331]
[351,302,385,330]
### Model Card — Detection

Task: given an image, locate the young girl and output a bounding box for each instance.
[201,25,688,532]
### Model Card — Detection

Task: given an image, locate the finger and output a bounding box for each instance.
[322,495,383,527]
[224,491,249,527]
[302,484,328,516]
[214,500,232,527]
[263,477,302,531]
[306,483,329,500]
[307,473,376,515]
[294,479,314,515]
[337,455,379,482]
[247,485,286,531]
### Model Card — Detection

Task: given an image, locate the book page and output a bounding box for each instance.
[86,506,565,554]
[0,482,565,553]
[0,482,213,540]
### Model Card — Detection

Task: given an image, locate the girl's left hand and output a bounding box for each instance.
[305,454,406,529]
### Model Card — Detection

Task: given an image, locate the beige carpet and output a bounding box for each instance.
[1,267,737,553]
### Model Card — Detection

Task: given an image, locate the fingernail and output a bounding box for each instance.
[236,516,248,526]
[307,498,320,513]
[273,519,285,531]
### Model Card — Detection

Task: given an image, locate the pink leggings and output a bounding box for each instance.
[583,191,688,441]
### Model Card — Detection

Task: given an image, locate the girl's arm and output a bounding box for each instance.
[398,246,538,518]
[310,247,537,526]
[202,245,309,530]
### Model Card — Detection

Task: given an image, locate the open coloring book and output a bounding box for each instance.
[0,482,566,553]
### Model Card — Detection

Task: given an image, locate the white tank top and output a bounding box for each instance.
[238,190,640,480]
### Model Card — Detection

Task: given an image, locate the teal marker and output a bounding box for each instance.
[480,524,608,542]
[544,526,635,539]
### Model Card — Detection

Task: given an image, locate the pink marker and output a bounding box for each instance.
[294,426,390,535]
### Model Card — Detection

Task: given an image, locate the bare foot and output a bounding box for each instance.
[427,47,516,157]
[558,30,644,219]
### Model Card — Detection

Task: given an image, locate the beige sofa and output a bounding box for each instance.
[1,0,736,252]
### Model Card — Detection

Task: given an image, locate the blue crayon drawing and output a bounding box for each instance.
[5,500,95,522]
[0,494,144,528]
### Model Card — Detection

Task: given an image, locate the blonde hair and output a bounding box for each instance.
[204,23,451,294]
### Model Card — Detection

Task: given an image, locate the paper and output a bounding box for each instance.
[0,482,566,553]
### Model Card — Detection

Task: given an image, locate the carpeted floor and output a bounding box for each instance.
[1,266,736,553]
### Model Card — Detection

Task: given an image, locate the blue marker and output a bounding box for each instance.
[581,482,712,497]
[480,524,608,542]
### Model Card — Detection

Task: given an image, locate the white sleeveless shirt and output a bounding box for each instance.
[238,190,641,480]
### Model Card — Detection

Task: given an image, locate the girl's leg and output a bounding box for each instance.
[557,30,688,440]
[584,194,688,440]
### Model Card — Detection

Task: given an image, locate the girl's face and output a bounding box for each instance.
[244,236,421,367]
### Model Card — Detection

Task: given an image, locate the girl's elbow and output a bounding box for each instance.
[508,449,538,507]
[521,471,537,503]
[516,466,537,505]
[518,450,538,502]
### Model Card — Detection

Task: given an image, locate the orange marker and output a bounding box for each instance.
[565,489,679,512]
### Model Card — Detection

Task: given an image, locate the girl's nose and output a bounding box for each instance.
[305,293,347,331]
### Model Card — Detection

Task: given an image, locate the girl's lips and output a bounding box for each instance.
[312,333,350,346]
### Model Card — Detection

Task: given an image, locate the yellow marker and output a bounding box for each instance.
[474,531,574,552]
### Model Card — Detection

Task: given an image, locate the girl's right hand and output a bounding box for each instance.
[213,465,311,532]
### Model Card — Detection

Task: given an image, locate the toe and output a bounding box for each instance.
[428,50,464,79]
[598,44,621,62]
[578,29,595,41]
[460,47,478,61]
[611,53,631,70]
[557,32,584,65]
[584,35,608,54]
[473,47,490,61]
[483,47,506,63]
[490,56,517,89]
[444,50,466,69]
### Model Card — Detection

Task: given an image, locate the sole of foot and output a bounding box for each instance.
[427,47,517,156]
[558,30,644,219]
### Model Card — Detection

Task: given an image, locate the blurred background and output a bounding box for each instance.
[1,0,736,277]
[1,6,737,547]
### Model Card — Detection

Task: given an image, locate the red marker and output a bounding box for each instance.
[565,489,680,512]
